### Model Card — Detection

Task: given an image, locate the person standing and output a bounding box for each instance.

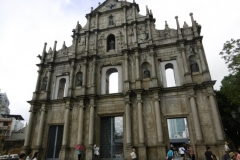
[19,153,26,160]
[188,145,195,160]
[130,148,137,160]
[32,152,38,160]
[77,150,82,160]
[204,147,213,160]
[167,148,174,160]
[225,142,231,152]
[93,144,100,160]
[237,146,240,160]
[179,146,185,160]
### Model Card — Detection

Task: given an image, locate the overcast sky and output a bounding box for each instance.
[0,0,239,122]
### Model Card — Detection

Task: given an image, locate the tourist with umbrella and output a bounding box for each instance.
[74,144,85,160]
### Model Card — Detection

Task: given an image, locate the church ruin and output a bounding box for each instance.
[22,0,225,159]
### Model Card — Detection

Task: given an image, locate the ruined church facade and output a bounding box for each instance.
[22,0,225,159]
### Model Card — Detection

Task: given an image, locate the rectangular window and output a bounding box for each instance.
[46,125,64,160]
[3,122,8,126]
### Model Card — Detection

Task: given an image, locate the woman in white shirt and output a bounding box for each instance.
[130,148,137,160]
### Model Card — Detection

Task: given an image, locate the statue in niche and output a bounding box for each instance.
[189,44,197,55]
[110,40,115,50]
[143,68,150,78]
[77,75,83,86]
[41,78,47,91]
[109,14,114,26]
[190,60,199,72]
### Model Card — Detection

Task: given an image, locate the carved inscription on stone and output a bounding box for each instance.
[51,110,64,123]
[98,104,124,112]
[164,98,186,113]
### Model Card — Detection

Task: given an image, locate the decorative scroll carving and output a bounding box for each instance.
[159,29,177,39]
[137,24,149,43]
[127,9,133,20]
[98,34,105,55]
[117,30,124,52]
[90,18,96,28]
[78,37,86,54]
[89,35,95,51]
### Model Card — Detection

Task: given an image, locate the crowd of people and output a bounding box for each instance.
[166,142,240,160]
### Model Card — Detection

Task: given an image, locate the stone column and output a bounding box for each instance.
[77,99,85,144]
[96,13,99,29]
[178,45,192,83]
[125,100,132,146]
[34,68,42,93]
[137,94,144,144]
[135,50,141,89]
[132,5,136,21]
[153,93,163,144]
[85,32,89,54]
[92,57,97,94]
[46,66,53,92]
[196,42,211,81]
[87,98,95,160]
[136,93,147,159]
[62,101,71,147]
[208,92,224,141]
[36,104,46,147]
[68,61,75,97]
[188,91,203,142]
[82,59,87,94]
[147,21,152,44]
[149,49,158,86]
[94,31,98,54]
[23,105,35,148]
[124,26,127,45]
[123,6,127,23]
[124,52,130,91]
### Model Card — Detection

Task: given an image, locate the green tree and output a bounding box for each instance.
[220,39,240,74]
[217,39,240,149]
[219,39,240,106]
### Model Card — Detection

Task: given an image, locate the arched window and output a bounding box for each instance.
[165,63,176,87]
[109,72,118,94]
[101,66,122,94]
[107,34,115,51]
[106,68,118,94]
[57,78,66,99]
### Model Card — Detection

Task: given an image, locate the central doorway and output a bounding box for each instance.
[100,116,123,160]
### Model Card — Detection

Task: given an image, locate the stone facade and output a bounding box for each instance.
[22,0,225,159]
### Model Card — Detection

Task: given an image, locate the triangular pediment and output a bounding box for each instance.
[92,0,126,13]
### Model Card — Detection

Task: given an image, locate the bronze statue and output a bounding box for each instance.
[110,40,115,50]
[190,60,199,72]
[41,79,47,91]
[77,75,83,86]
[144,68,150,78]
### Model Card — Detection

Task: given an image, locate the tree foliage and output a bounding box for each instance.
[215,91,240,149]
[217,39,240,149]
[220,39,240,74]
